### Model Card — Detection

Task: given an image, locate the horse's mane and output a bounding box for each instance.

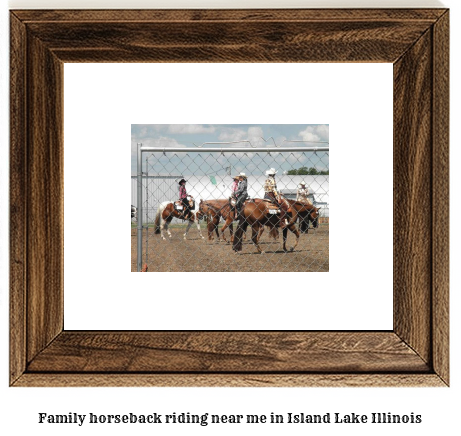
[287,199,316,210]
[203,199,229,214]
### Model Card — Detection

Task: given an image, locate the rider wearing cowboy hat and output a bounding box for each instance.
[296,181,312,205]
[235,173,248,217]
[178,178,193,219]
[264,168,288,228]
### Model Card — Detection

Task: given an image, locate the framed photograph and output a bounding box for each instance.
[10,9,449,386]
[130,124,331,273]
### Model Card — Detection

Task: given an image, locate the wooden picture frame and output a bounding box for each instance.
[10,9,449,387]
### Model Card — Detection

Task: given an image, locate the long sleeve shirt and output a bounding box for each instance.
[297,187,309,202]
[179,185,187,199]
[235,179,248,197]
[264,177,278,195]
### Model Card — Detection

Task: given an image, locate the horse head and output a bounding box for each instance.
[309,207,321,228]
[196,199,205,220]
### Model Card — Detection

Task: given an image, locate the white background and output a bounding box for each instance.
[64,63,392,331]
[1,1,458,436]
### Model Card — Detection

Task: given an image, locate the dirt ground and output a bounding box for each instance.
[132,223,329,272]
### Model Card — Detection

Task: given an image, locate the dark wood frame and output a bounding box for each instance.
[10,9,449,387]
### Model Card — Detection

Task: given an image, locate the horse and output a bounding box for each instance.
[154,200,204,241]
[199,199,275,243]
[286,200,321,233]
[198,199,236,242]
[232,199,300,254]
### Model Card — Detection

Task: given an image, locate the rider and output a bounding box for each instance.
[231,175,239,196]
[264,168,288,228]
[178,178,193,219]
[235,173,248,217]
[296,181,312,205]
[230,175,240,214]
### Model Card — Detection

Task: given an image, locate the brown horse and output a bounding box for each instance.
[198,199,238,242]
[286,199,321,233]
[232,200,300,253]
[154,200,204,240]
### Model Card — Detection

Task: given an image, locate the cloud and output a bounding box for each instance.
[131,136,187,161]
[218,128,247,142]
[167,124,216,134]
[218,126,269,148]
[298,125,329,143]
[316,124,329,141]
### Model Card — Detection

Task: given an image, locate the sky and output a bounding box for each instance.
[131,124,329,177]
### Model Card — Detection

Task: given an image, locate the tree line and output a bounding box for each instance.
[287,167,329,175]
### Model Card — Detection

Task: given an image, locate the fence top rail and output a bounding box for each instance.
[140,146,329,153]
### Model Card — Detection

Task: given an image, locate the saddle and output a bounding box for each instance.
[266,203,281,214]
[250,198,281,214]
[249,198,281,215]
[174,198,195,211]
[174,201,184,212]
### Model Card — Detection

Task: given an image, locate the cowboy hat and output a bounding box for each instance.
[266,168,277,176]
[178,178,186,185]
[232,175,240,180]
[299,181,306,186]
[239,172,247,178]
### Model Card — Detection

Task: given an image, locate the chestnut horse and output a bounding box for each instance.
[286,200,321,233]
[232,200,300,253]
[154,201,204,240]
[198,199,236,242]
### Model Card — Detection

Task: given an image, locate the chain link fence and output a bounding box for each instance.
[133,145,329,272]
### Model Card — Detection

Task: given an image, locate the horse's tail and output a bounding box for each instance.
[154,208,161,234]
[233,218,248,252]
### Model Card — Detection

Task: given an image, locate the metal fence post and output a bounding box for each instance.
[137,142,143,271]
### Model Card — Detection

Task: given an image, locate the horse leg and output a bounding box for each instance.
[184,219,193,239]
[221,217,231,243]
[159,216,167,240]
[195,215,204,239]
[257,225,265,252]
[287,224,300,252]
[252,223,264,253]
[214,216,220,241]
[282,227,288,252]
[208,215,219,242]
[229,221,234,243]
[164,218,173,239]
[207,218,214,241]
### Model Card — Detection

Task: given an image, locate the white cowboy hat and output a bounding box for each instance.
[299,181,306,186]
[266,168,277,176]
[239,172,247,178]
